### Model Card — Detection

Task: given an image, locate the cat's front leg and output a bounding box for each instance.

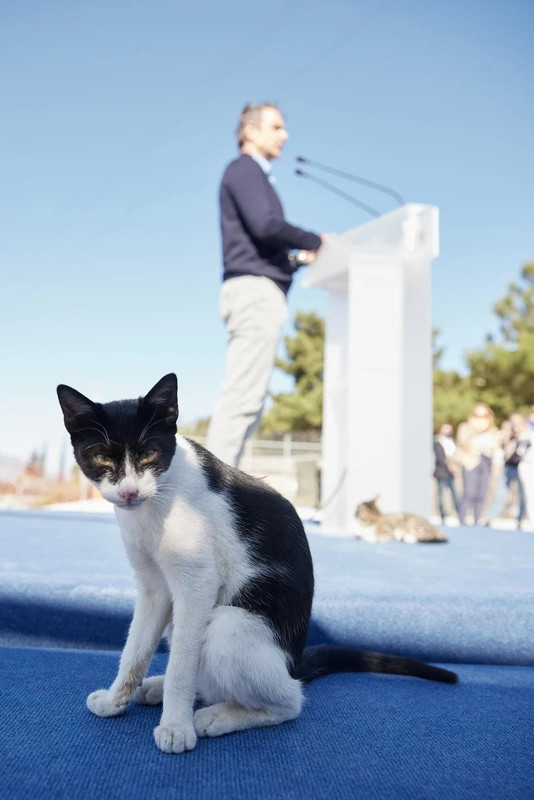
[154,563,218,754]
[86,688,134,718]
[87,582,172,719]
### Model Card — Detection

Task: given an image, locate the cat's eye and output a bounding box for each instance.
[94,453,113,467]
[138,449,157,466]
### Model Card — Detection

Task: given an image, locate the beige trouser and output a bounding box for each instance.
[206,276,288,467]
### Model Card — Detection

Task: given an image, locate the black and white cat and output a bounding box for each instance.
[57,373,457,754]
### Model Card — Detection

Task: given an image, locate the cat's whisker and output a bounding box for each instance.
[148,495,174,513]
[152,495,177,509]
[75,426,113,445]
[138,412,160,446]
[152,496,172,509]
[81,442,104,453]
[151,494,172,503]
[152,488,174,501]
[90,420,113,446]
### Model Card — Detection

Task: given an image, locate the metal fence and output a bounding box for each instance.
[190,435,322,508]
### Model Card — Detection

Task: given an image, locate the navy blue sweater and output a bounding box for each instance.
[219,154,322,295]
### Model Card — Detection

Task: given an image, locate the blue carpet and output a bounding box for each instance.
[1,510,532,665]
[309,527,534,665]
[1,509,532,799]
[1,645,532,800]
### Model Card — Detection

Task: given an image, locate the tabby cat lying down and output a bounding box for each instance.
[57,375,456,754]
[355,496,448,543]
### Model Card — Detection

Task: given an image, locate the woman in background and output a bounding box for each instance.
[517,417,534,529]
[455,403,499,526]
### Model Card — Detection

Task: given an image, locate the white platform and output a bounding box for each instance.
[305,204,439,531]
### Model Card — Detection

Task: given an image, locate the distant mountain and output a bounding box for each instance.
[0,454,25,483]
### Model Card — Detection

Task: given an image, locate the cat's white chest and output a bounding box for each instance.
[115,463,259,604]
[116,496,207,560]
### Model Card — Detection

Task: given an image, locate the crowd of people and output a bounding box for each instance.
[434,404,534,529]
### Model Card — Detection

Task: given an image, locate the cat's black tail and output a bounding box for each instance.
[294,645,458,684]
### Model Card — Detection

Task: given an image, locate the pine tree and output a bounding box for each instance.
[260,312,324,434]
[464,262,534,419]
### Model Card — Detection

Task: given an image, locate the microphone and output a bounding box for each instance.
[296,156,405,206]
[295,169,381,218]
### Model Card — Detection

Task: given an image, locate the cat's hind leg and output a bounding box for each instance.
[194,702,296,737]
[194,606,302,738]
[134,675,164,706]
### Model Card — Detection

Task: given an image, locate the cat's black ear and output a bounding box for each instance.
[143,373,179,426]
[57,385,98,434]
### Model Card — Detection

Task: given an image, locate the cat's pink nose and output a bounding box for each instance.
[119,488,139,503]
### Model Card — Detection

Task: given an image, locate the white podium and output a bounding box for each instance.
[305,204,439,532]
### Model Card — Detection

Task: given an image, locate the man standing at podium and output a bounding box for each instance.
[206,102,325,467]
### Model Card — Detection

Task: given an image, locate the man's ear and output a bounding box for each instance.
[243,120,258,146]
[57,385,97,434]
[143,373,179,426]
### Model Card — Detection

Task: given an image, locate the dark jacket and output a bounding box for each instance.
[434,440,454,480]
[219,154,322,295]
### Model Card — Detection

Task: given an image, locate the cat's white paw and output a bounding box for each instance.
[86,689,129,718]
[194,704,238,737]
[154,722,197,754]
[194,705,223,737]
[134,675,164,706]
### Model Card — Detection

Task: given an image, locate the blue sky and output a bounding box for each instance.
[1,0,533,473]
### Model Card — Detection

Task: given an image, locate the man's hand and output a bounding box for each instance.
[293,234,335,268]
[295,250,317,265]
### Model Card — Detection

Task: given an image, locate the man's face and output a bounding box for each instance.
[247,107,289,160]
[510,413,523,431]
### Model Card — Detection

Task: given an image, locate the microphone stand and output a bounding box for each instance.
[295,169,381,218]
[296,156,405,206]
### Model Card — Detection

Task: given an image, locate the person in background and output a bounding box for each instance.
[500,413,528,529]
[433,423,460,524]
[454,403,499,526]
[517,415,534,529]
[486,419,512,524]
[206,102,327,467]
[526,406,534,432]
